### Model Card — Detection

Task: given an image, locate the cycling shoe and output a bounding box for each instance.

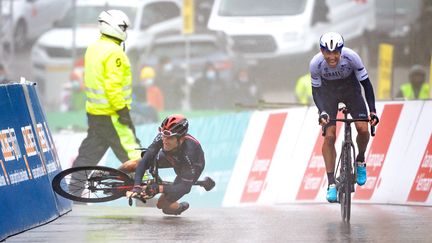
[326,184,337,203]
[356,164,367,186]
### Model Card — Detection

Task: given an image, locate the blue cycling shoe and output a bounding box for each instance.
[356,163,367,186]
[326,184,337,203]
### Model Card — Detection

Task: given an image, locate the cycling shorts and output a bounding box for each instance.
[322,84,368,126]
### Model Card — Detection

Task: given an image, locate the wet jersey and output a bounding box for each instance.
[134,133,205,186]
[309,47,376,115]
[310,47,368,88]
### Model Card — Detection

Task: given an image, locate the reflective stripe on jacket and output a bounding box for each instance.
[84,35,132,115]
[400,82,430,100]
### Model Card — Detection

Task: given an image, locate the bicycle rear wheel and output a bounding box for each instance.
[52,166,134,203]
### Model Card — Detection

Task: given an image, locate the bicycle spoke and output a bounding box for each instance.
[52,166,134,203]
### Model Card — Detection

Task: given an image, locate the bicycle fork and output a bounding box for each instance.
[335,142,357,197]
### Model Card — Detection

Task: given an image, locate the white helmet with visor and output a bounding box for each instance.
[98,10,130,41]
[319,32,344,52]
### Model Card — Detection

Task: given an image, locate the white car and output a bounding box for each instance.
[208,0,376,60]
[31,0,182,110]
[1,0,70,51]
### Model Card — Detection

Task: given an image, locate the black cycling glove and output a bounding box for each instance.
[145,182,159,196]
[370,113,379,125]
[318,111,329,125]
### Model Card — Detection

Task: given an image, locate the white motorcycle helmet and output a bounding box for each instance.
[319,32,344,52]
[98,10,131,41]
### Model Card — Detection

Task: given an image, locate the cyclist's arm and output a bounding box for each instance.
[312,86,326,114]
[310,59,326,114]
[359,77,376,113]
[133,138,161,185]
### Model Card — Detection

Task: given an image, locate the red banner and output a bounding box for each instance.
[407,135,432,202]
[240,113,287,203]
[354,104,403,200]
[296,113,343,200]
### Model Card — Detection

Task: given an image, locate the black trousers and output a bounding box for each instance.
[72,113,141,167]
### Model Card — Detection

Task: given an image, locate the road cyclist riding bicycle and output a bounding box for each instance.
[310,32,379,203]
[122,114,205,215]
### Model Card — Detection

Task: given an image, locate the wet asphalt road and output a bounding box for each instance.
[5,203,432,243]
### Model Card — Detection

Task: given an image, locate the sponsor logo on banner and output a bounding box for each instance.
[0,128,22,161]
[21,125,38,157]
[407,135,432,202]
[36,123,50,153]
[241,113,287,203]
[354,104,403,200]
[296,113,343,200]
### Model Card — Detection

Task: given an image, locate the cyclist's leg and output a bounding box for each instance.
[347,96,369,185]
[345,90,370,160]
[157,176,192,215]
[323,125,338,202]
[322,98,338,202]
[322,101,338,183]
[323,125,337,181]
[117,158,140,173]
[354,121,369,160]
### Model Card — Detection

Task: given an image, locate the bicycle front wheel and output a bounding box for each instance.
[339,144,353,222]
[52,166,134,203]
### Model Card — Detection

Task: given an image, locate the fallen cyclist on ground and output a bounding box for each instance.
[122,114,205,215]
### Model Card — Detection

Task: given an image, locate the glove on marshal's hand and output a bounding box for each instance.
[117,106,132,125]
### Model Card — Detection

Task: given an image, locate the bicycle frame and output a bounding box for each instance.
[323,106,375,223]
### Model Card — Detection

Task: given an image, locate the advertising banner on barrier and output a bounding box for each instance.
[224,100,432,207]
[0,84,71,241]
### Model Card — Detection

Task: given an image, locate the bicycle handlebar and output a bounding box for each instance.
[321,118,376,137]
[127,177,215,206]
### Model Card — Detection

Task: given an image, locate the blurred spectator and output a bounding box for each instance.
[396,64,430,100]
[0,63,10,84]
[130,101,159,125]
[295,73,313,105]
[230,67,259,107]
[191,62,225,109]
[137,66,164,112]
[60,59,86,111]
[155,56,183,110]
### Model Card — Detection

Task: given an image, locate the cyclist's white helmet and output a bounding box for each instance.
[98,10,130,41]
[319,32,344,52]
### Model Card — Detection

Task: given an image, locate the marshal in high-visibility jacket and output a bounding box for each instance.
[71,10,142,172]
[396,65,430,100]
[295,73,313,105]
[84,34,133,115]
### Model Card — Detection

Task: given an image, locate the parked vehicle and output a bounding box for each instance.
[30,0,182,110]
[138,32,240,81]
[207,0,375,60]
[137,32,246,109]
[1,0,70,51]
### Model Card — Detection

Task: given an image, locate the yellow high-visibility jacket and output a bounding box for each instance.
[400,82,430,100]
[84,35,132,115]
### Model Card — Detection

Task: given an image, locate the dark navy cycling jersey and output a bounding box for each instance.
[133,133,205,187]
[309,47,376,119]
